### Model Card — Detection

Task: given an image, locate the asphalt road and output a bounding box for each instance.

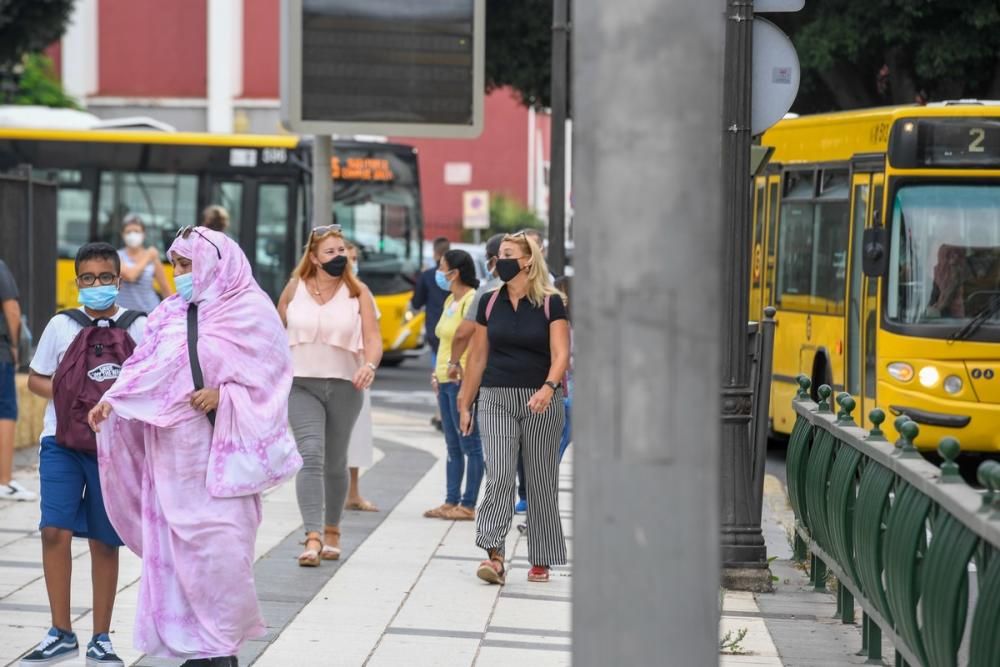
[371,352,439,414]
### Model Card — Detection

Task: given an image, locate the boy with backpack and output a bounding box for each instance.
[21,242,147,667]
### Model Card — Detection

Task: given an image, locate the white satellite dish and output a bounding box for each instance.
[752,18,800,136]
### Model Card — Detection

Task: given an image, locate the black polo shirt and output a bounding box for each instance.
[477,286,566,388]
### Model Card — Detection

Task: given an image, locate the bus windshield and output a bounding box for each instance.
[888,184,1000,338]
[334,148,422,295]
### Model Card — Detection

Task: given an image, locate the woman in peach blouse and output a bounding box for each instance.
[277,226,382,567]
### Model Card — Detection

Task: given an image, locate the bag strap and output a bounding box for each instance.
[484,289,502,322]
[544,294,550,321]
[186,304,216,428]
[59,309,96,328]
[115,310,146,331]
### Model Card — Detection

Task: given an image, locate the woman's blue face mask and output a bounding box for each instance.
[435,270,452,291]
[175,272,195,302]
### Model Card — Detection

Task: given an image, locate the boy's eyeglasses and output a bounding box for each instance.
[78,273,118,287]
[175,226,222,259]
[311,224,342,236]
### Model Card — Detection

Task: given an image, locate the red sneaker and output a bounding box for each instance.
[527,565,550,582]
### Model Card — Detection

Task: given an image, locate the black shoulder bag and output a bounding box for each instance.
[186,303,216,427]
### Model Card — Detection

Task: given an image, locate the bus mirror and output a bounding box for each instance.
[862,227,889,277]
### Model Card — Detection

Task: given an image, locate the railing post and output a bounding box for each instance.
[892,415,910,454]
[978,461,999,512]
[793,531,807,561]
[866,408,886,441]
[898,420,921,459]
[816,385,833,413]
[812,554,827,592]
[937,437,962,483]
[865,614,883,663]
[840,584,855,624]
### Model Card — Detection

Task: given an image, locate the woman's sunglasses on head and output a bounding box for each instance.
[175,226,223,259]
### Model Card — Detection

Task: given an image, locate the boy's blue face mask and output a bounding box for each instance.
[174,272,195,302]
[78,285,118,311]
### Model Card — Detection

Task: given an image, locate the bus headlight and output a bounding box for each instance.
[888,362,914,382]
[919,366,940,387]
[943,375,963,395]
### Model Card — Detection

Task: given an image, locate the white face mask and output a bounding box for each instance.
[123,231,144,248]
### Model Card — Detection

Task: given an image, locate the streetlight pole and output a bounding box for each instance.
[547,0,568,276]
[572,0,724,663]
[719,0,770,589]
[312,135,333,227]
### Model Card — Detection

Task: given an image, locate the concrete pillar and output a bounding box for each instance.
[312,135,333,227]
[61,0,98,102]
[207,0,242,133]
[571,0,724,665]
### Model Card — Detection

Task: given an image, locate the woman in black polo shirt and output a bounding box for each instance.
[458,233,570,584]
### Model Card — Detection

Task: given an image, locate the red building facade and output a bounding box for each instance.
[48,0,552,240]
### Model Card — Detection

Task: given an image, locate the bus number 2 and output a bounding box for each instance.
[969,128,986,153]
[262,148,288,164]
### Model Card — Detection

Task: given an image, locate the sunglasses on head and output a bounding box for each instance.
[175,226,222,259]
[310,224,342,237]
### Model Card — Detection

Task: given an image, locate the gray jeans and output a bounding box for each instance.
[289,377,364,533]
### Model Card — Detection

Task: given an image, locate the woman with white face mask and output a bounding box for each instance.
[117,214,173,312]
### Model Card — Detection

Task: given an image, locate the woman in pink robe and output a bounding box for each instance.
[89,227,302,666]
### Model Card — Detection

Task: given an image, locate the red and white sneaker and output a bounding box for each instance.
[527,565,550,582]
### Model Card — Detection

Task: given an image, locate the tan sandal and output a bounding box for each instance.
[423,503,456,519]
[298,532,322,567]
[345,498,380,512]
[322,525,341,561]
[477,549,505,585]
[443,505,475,521]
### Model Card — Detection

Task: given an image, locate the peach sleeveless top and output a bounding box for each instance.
[286,279,363,381]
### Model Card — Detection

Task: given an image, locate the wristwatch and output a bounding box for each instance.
[543,380,562,392]
[366,361,378,372]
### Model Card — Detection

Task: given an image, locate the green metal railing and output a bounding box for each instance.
[787,376,1000,667]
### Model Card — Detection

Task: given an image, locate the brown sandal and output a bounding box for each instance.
[345,498,380,512]
[443,505,475,521]
[476,550,506,585]
[423,503,456,519]
[322,525,341,561]
[298,532,322,567]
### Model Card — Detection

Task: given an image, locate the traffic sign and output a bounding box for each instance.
[755,0,805,11]
[462,190,490,230]
[751,18,800,136]
[281,0,485,138]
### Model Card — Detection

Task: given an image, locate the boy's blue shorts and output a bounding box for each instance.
[38,437,123,547]
[0,362,16,421]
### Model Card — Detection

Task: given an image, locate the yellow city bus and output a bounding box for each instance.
[750,102,1000,452]
[0,128,426,363]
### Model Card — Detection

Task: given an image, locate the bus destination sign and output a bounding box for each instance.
[331,157,394,182]
[889,117,1000,168]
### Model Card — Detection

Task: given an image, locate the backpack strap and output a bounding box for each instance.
[544,294,550,321]
[186,304,216,428]
[484,289,502,322]
[58,309,96,328]
[114,310,146,331]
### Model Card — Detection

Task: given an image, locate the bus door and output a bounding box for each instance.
[252,179,298,301]
[763,174,781,308]
[205,175,252,248]
[846,172,871,412]
[860,175,885,423]
[749,179,767,318]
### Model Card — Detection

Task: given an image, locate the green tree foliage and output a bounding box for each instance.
[13,54,78,108]
[0,0,75,67]
[772,1,1000,112]
[488,194,544,236]
[485,0,552,108]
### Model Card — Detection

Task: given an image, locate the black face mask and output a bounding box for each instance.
[495,258,524,283]
[321,255,348,277]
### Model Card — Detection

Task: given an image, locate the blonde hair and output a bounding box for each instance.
[502,233,564,308]
[294,229,362,298]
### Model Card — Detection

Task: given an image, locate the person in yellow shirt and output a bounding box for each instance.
[424,250,484,521]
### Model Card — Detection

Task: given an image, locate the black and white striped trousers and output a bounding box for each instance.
[475,386,567,566]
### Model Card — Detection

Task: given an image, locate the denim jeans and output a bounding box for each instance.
[438,382,484,508]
